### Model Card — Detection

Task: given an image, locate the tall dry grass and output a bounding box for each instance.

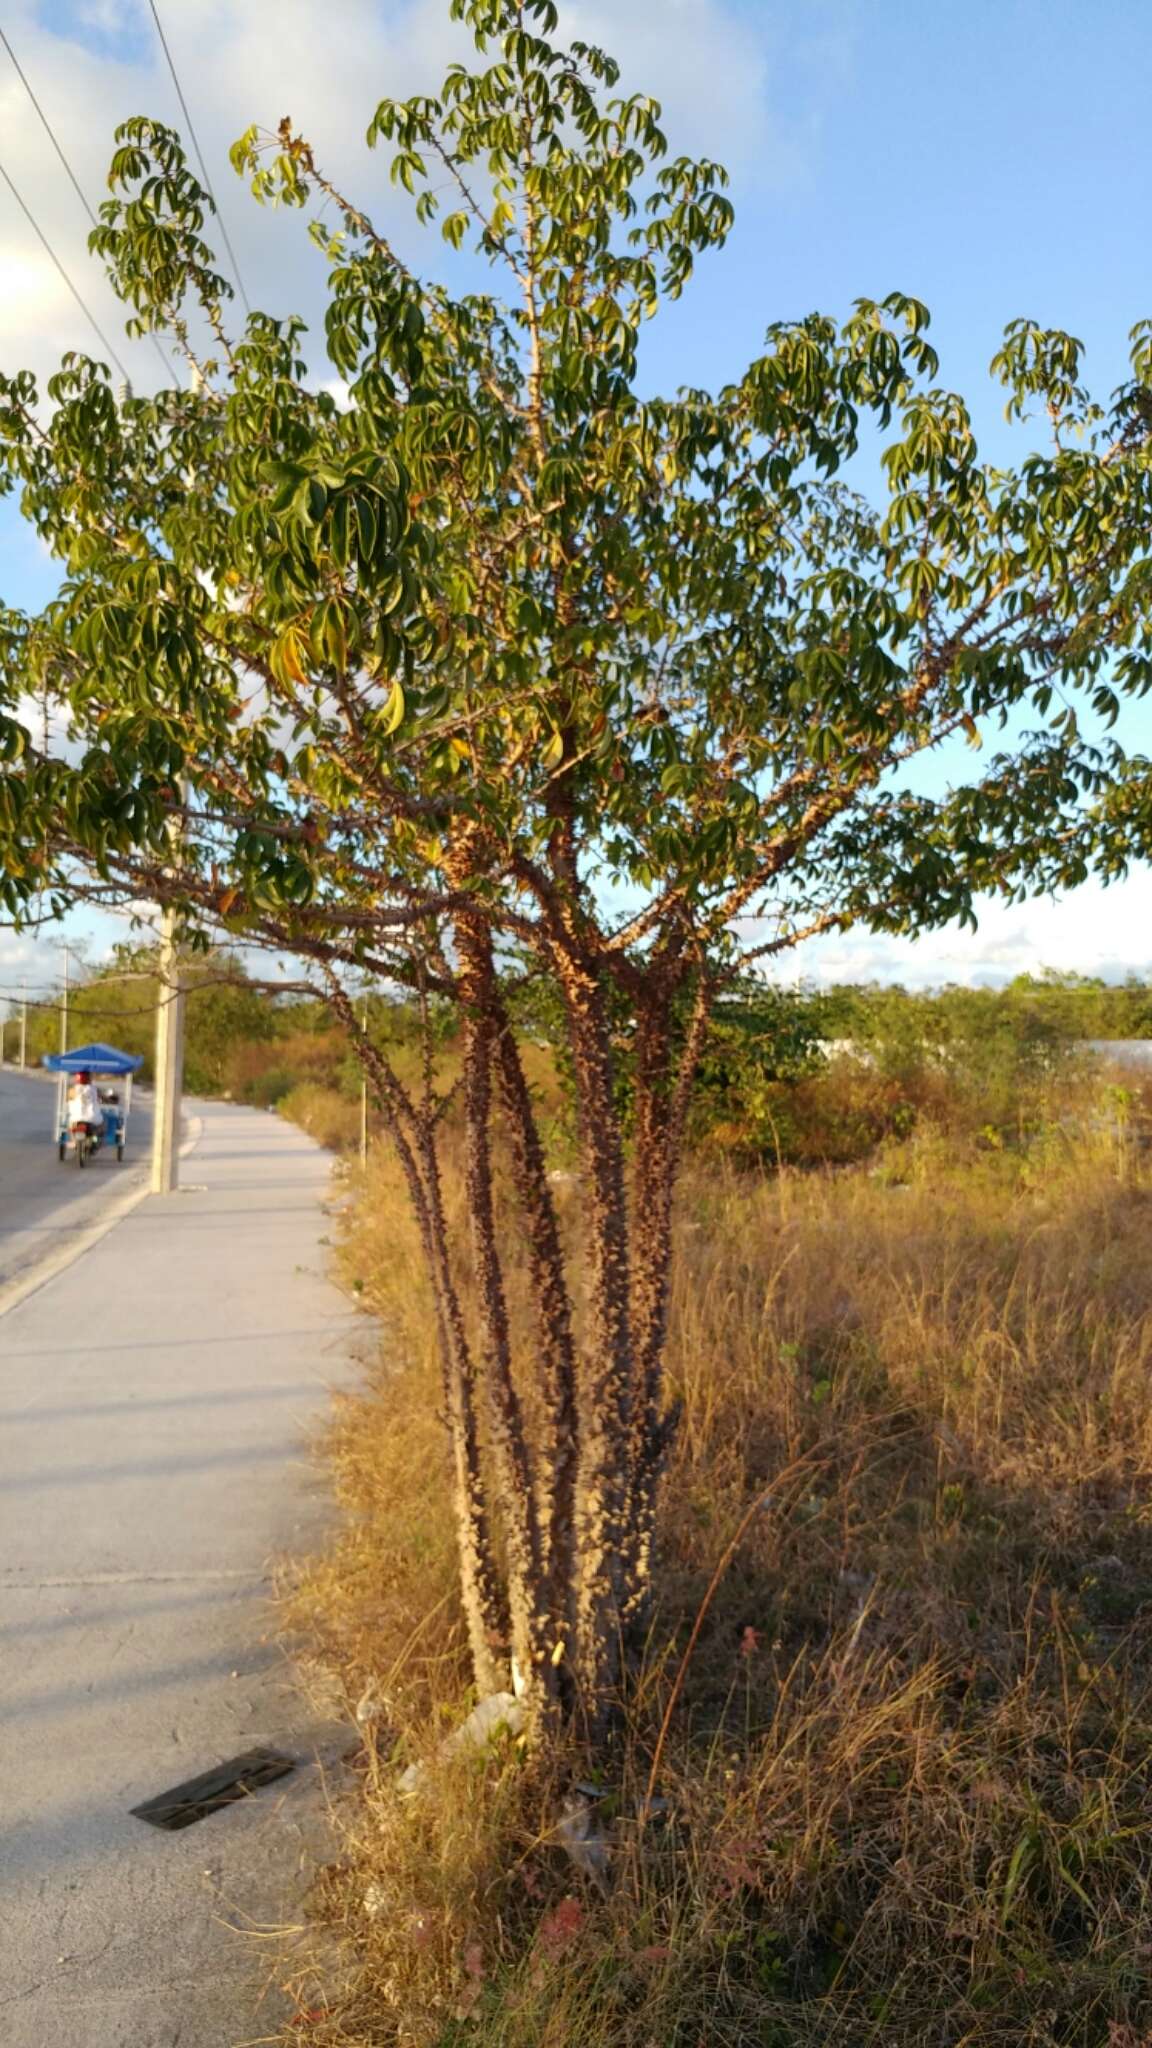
[279,1106,1152,2047]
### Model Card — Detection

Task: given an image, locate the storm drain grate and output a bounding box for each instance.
[130,1747,295,1830]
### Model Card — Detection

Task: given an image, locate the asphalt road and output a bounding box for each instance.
[0,1069,154,1294]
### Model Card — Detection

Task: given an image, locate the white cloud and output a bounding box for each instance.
[77,0,136,30]
[0,0,790,394]
[0,929,46,985]
[319,375,353,411]
[776,874,1152,989]
[562,0,772,166]
[0,248,72,344]
[0,905,151,1001]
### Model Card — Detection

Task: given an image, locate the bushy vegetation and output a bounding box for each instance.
[693,972,1152,1168]
[18,954,1152,1177]
[274,966,1152,1170]
[279,1069,1152,2046]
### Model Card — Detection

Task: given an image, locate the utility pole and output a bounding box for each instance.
[60,946,69,1056]
[359,991,369,1166]
[151,902,186,1195]
[19,981,27,1070]
[152,374,198,1192]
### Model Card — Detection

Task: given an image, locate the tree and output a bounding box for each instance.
[2,0,1152,1736]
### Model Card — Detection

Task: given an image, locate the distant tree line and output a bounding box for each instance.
[12,955,1148,1107]
[12,943,278,1091]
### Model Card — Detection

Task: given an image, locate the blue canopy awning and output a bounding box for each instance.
[43,1042,144,1076]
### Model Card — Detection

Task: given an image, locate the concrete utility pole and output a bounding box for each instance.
[152,374,199,1192]
[60,946,69,1056]
[359,993,369,1166]
[19,981,27,1070]
[151,904,186,1195]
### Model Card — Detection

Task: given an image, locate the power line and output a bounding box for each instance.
[0,26,96,228]
[146,0,252,317]
[0,25,172,383]
[0,154,132,386]
[0,979,255,1019]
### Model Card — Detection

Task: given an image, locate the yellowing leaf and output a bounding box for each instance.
[380,679,406,736]
[272,622,308,687]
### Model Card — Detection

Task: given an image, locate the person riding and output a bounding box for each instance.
[67,1069,104,1134]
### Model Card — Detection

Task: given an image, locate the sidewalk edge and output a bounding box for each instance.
[0,1112,205,1322]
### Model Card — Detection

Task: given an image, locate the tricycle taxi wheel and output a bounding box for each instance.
[117,1142,124,1161]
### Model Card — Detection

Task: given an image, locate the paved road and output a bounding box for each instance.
[1,1100,365,2046]
[0,1069,154,1294]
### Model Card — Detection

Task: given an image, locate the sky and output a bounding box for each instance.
[2,0,1152,997]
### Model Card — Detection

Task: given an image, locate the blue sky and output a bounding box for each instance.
[3,0,1152,994]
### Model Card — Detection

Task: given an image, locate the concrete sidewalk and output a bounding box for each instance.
[0,1102,365,2047]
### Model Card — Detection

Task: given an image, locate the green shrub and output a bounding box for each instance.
[277,1082,362,1152]
[244,1064,297,1108]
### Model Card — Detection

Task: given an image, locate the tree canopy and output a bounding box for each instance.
[2,1,1151,973]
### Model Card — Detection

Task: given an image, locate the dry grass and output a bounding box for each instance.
[275,1042,563,1159]
[279,1082,366,1155]
[278,1101,1152,2047]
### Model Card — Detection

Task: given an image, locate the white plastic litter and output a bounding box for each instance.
[354,1678,389,1726]
[397,1691,526,1796]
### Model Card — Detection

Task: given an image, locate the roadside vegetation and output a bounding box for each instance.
[4,0,1152,2035]
[8,0,1152,1775]
[15,942,276,1093]
[20,953,1152,1166]
[19,948,1152,1176]
[275,1033,1152,2047]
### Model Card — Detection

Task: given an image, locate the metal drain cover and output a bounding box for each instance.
[130,1746,295,1830]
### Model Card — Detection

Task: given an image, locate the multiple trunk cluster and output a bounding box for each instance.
[329,890,708,1735]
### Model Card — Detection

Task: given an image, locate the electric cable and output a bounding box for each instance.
[0,25,96,227]
[0,154,132,385]
[146,0,252,316]
[0,24,173,383]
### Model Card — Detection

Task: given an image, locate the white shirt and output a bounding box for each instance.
[67,1082,103,1127]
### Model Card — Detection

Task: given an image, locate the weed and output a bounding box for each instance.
[278,1099,1152,2045]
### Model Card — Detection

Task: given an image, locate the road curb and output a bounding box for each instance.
[0,1110,205,1323]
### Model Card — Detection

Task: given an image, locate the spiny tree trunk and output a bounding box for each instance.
[550,943,638,1724]
[331,946,704,1742]
[624,976,711,1639]
[455,915,558,1719]
[489,999,579,1681]
[415,1119,508,1700]
[625,994,679,1639]
[327,981,505,1696]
